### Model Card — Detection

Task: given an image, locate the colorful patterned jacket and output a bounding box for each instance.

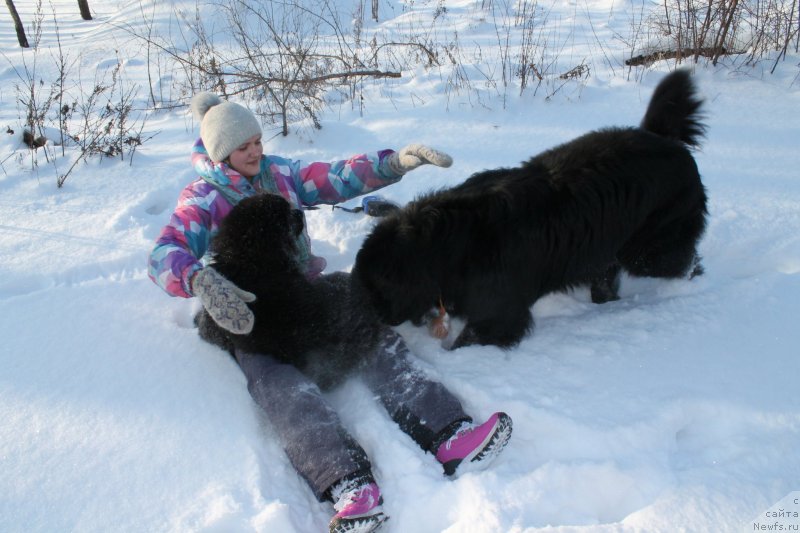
[148,138,402,298]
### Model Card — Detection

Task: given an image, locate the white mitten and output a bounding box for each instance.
[385,144,453,175]
[192,267,256,335]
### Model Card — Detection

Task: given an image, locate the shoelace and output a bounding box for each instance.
[441,421,473,451]
[333,484,374,513]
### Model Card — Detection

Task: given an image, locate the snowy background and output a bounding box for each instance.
[1,1,799,532]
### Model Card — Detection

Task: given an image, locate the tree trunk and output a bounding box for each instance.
[77,0,92,20]
[6,0,29,47]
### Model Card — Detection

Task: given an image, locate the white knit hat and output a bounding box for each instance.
[191,92,262,162]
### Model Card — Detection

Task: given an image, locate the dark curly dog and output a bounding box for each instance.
[195,193,382,389]
[353,70,708,350]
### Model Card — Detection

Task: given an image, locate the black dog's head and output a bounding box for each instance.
[211,193,305,278]
[353,210,440,326]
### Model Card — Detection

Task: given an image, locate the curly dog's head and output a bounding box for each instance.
[211,193,305,277]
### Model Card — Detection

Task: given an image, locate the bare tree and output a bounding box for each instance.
[6,0,30,47]
[627,0,799,68]
[124,0,405,136]
[77,0,92,20]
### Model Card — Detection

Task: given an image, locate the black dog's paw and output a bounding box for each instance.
[590,283,621,304]
[449,310,532,350]
[689,255,705,279]
[448,324,487,350]
[590,264,622,304]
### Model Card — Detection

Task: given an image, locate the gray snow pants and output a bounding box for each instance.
[234,328,469,501]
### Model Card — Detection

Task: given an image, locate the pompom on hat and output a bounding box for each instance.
[191,92,262,162]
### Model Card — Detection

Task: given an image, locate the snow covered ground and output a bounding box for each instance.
[1,1,798,532]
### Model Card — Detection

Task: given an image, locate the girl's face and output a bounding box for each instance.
[227,134,263,178]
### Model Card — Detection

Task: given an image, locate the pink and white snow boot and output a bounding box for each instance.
[329,477,388,533]
[435,412,513,476]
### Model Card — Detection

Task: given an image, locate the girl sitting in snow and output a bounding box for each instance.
[147,92,513,533]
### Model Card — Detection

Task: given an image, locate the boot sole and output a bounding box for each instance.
[330,510,389,533]
[443,412,513,476]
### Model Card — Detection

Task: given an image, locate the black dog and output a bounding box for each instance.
[353,70,708,349]
[195,193,382,389]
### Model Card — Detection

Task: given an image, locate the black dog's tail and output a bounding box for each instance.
[640,69,706,148]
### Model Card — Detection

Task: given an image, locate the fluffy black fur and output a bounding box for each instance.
[195,193,383,389]
[353,69,708,350]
